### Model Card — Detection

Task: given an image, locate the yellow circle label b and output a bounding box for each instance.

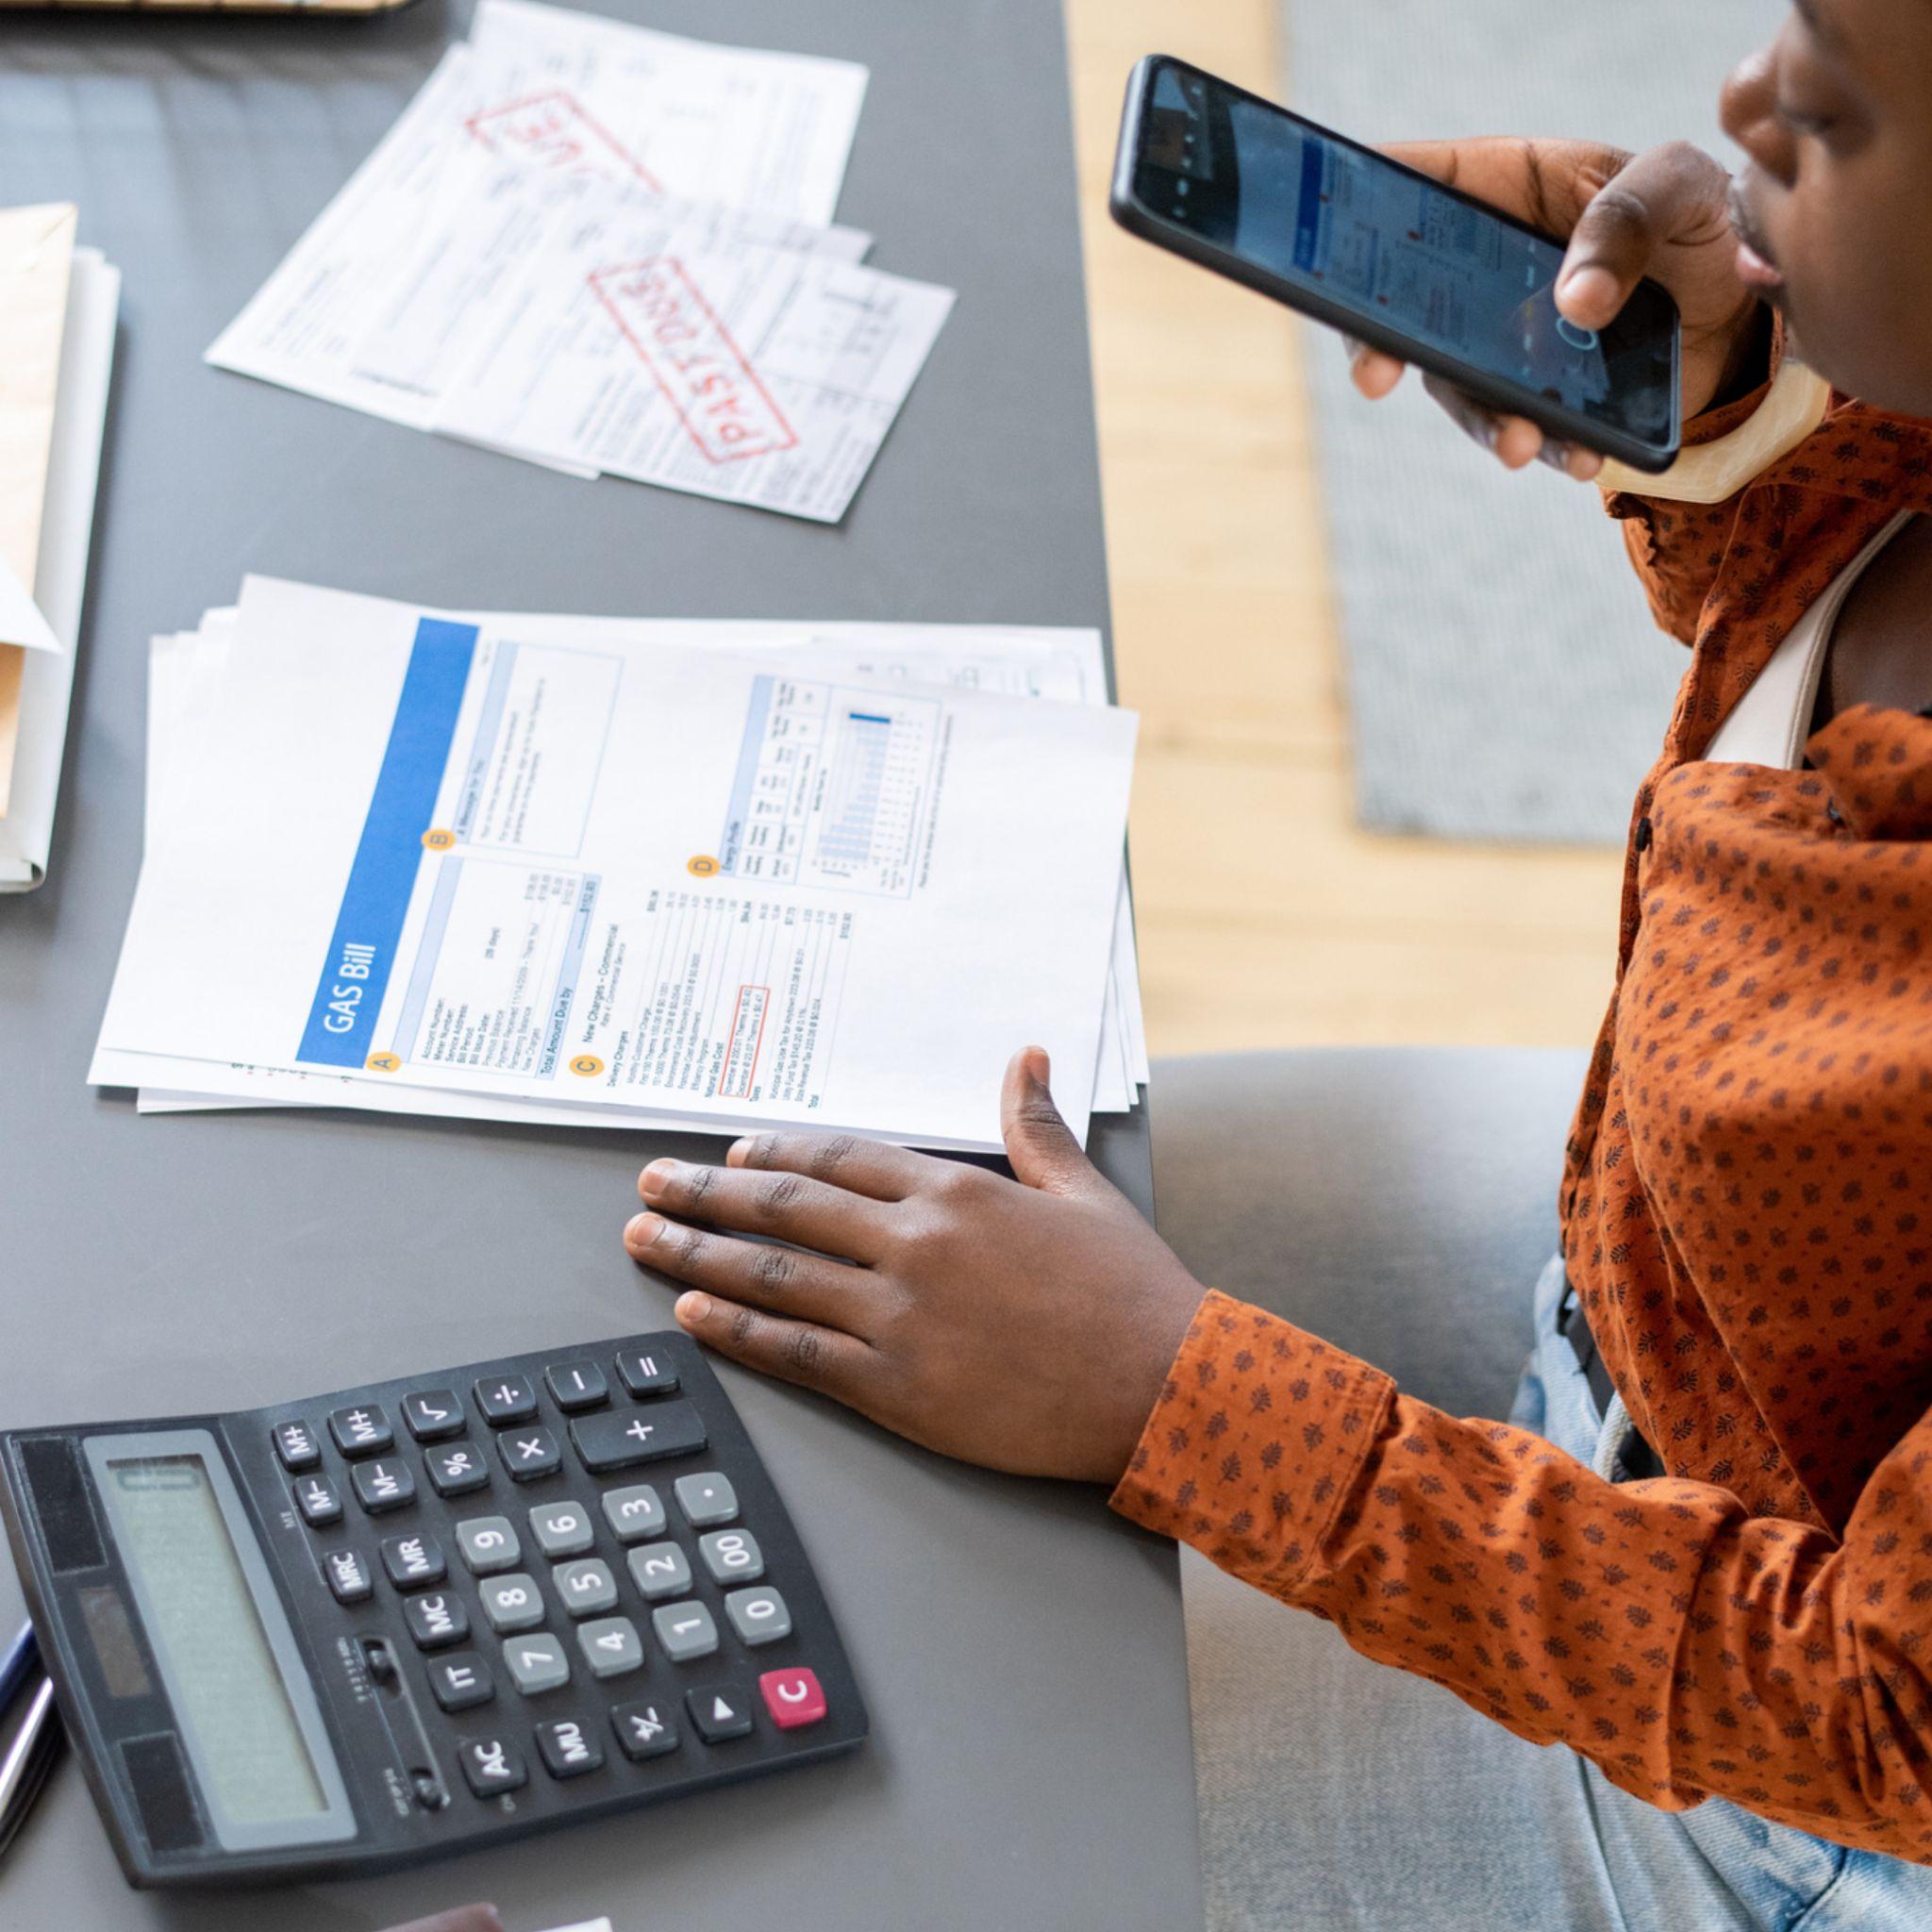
[569,1055,606,1078]
[687,854,720,877]
[365,1052,402,1074]
[422,828,457,851]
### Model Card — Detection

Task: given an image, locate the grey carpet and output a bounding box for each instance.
[1282,0,1787,843]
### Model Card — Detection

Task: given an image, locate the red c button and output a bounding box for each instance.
[758,1667,827,1730]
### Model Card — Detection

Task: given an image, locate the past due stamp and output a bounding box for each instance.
[588,257,801,465]
[464,91,660,190]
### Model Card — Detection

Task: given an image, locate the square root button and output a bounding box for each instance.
[758,1668,827,1730]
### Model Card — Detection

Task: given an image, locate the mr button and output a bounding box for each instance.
[569,1404,707,1473]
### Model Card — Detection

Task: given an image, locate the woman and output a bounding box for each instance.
[621,1,1932,1923]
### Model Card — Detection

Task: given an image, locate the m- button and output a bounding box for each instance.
[568,1403,707,1474]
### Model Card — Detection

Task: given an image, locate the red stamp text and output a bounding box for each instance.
[464,91,659,191]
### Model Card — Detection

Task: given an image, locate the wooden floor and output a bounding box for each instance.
[1063,0,1627,1057]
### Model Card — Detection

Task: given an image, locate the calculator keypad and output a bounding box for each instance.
[455,1516,521,1575]
[479,1574,545,1633]
[275,1336,850,1834]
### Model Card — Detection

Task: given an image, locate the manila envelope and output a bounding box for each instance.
[0,202,77,818]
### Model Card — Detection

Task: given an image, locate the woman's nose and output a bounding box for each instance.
[1721,44,1799,187]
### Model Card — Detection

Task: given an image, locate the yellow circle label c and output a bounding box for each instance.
[422,828,457,851]
[365,1052,402,1073]
[569,1055,606,1078]
[687,854,720,877]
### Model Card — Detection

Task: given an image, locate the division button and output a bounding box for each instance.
[473,1375,539,1427]
[427,1652,494,1713]
[625,1541,692,1603]
[685,1683,755,1744]
[293,1474,343,1528]
[698,1527,762,1585]
[758,1667,827,1731]
[528,1501,594,1558]
[405,1590,470,1651]
[503,1633,571,1697]
[455,1516,521,1575]
[351,1457,417,1515]
[569,1405,708,1475]
[499,1428,562,1482]
[458,1736,527,1798]
[381,1531,447,1591]
[324,1548,373,1605]
[724,1586,791,1648]
[609,1697,679,1761]
[543,1360,609,1413]
[328,1404,393,1458]
[273,1421,321,1473]
[425,1442,491,1498]
[651,1601,719,1664]
[479,1573,545,1634]
[554,1558,618,1619]
[535,1716,606,1779]
[576,1617,643,1680]
[614,1348,679,1399]
[402,1391,465,1441]
[600,1484,666,1544]
[674,1472,738,1527]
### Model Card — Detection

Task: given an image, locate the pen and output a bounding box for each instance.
[0,1624,34,1714]
[0,1674,60,1858]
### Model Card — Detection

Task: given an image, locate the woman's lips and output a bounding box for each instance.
[1728,185,1785,291]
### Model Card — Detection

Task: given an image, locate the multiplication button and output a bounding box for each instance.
[498,1429,561,1482]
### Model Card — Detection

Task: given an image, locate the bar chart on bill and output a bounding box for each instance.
[719,675,941,895]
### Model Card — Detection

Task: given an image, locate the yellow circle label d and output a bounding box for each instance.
[570,1055,606,1078]
[365,1052,402,1074]
[422,828,457,851]
[687,854,720,877]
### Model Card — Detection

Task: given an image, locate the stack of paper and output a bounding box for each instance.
[92,578,1147,1151]
[208,2,955,525]
[0,205,120,892]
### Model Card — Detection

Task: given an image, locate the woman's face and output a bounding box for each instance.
[1723,0,1932,416]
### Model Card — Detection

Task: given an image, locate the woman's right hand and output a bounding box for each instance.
[1350,139,1764,480]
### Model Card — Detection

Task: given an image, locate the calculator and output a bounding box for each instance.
[0,1333,866,1888]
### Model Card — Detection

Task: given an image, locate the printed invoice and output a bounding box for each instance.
[94,580,1137,1152]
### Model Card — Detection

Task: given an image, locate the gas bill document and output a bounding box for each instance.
[94,578,1136,1151]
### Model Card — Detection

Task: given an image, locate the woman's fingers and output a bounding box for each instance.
[671,1290,872,1404]
[638,1155,889,1261]
[1349,344,1407,400]
[724,1128,933,1202]
[1557,140,1734,328]
[625,1209,868,1329]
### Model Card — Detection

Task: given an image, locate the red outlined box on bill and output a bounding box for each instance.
[718,985,772,1099]
[464,91,660,190]
[589,257,801,466]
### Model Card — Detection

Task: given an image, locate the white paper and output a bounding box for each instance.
[0,249,119,892]
[97,577,1135,1150]
[130,611,1139,1122]
[432,208,953,523]
[208,13,870,441]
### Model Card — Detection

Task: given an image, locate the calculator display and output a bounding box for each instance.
[99,1452,328,1824]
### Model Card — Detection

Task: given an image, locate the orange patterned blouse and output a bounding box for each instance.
[1112,379,1932,1860]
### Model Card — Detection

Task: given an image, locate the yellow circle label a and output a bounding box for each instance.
[365,1052,402,1074]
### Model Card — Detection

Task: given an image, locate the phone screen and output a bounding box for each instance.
[1133,59,1676,450]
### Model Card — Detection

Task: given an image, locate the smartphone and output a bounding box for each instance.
[1110,55,1681,472]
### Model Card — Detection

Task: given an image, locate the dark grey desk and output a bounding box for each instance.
[0,6,1203,1926]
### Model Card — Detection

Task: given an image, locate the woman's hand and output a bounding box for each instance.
[1351,139,1765,478]
[621,1048,1207,1484]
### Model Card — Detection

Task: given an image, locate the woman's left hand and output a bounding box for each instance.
[622,1047,1207,1484]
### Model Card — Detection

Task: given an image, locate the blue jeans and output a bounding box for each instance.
[1183,1257,1932,1931]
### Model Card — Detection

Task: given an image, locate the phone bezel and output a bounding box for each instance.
[1109,54,1682,474]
